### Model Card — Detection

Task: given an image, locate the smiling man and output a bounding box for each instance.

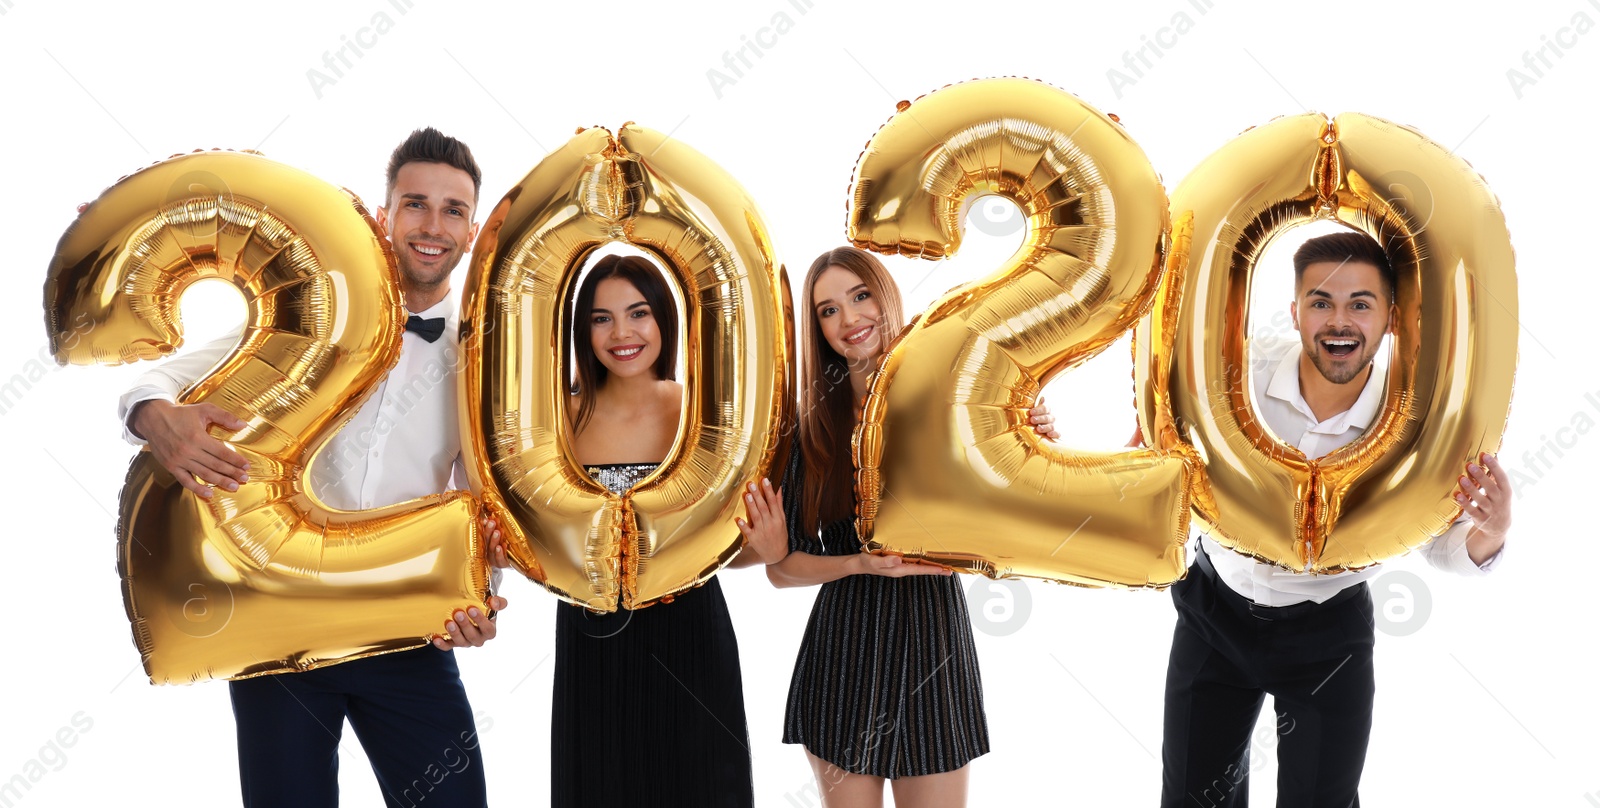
[118,128,502,808]
[1157,231,1512,808]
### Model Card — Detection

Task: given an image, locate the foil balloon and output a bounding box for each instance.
[1134,113,1517,571]
[45,150,486,684]
[848,78,1192,588]
[461,124,793,611]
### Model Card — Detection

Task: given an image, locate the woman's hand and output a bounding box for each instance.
[736,478,790,565]
[853,552,952,578]
[1028,401,1060,440]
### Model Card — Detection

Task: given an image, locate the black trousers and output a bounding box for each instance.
[228,646,487,808]
[1160,553,1376,808]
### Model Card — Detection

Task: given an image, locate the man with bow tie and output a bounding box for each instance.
[118,127,502,808]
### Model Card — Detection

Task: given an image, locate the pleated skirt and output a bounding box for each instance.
[782,571,990,778]
[551,576,754,807]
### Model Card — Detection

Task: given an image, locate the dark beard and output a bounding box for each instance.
[1305,333,1379,384]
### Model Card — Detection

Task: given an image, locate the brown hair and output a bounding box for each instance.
[385,127,482,204]
[568,254,679,435]
[798,247,906,538]
[1292,231,1395,301]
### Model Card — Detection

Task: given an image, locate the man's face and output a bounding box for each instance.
[1291,260,1392,385]
[376,161,479,292]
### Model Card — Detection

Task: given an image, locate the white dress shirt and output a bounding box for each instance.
[118,294,466,510]
[1199,335,1502,606]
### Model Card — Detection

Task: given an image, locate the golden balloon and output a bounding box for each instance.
[45,150,487,684]
[848,78,1193,588]
[1134,113,1517,571]
[460,124,793,611]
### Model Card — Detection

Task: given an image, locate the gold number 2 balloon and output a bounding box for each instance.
[850,78,1193,588]
[461,124,793,611]
[45,151,487,684]
[1135,113,1517,571]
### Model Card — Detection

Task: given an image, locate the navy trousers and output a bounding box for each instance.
[228,646,487,808]
[1160,553,1376,808]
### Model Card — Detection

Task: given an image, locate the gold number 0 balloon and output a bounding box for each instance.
[850,78,1193,588]
[1136,113,1517,570]
[461,125,793,611]
[45,151,486,684]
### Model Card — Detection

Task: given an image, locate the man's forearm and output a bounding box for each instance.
[1465,526,1506,567]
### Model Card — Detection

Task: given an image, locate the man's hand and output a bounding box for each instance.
[482,511,509,569]
[1458,452,1511,564]
[432,595,509,650]
[131,400,249,498]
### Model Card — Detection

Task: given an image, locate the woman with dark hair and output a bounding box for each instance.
[488,252,785,807]
[738,246,1058,807]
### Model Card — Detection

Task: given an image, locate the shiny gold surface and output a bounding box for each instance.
[460,125,793,611]
[848,78,1192,588]
[45,150,486,684]
[1135,113,1517,571]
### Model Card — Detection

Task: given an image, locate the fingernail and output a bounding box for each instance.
[225,482,238,491]
[468,608,480,618]
[1468,464,1480,473]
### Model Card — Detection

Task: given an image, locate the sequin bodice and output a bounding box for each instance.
[585,463,658,494]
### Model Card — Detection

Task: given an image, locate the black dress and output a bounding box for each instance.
[550,463,754,807]
[779,446,990,778]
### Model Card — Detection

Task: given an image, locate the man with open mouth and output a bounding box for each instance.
[1158,231,1514,808]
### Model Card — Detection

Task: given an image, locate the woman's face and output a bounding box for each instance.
[811,265,885,366]
[589,276,663,380]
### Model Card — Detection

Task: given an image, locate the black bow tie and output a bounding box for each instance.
[405,315,446,343]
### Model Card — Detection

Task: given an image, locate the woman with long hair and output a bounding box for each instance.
[488,252,786,807]
[738,246,1058,807]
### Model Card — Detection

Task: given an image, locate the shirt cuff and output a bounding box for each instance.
[118,387,178,446]
[1430,518,1503,575]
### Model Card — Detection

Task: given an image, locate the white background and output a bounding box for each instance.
[2,0,1595,805]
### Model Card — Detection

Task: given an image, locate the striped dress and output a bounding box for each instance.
[779,445,990,778]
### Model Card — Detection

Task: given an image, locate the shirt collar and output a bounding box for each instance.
[1263,340,1386,433]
